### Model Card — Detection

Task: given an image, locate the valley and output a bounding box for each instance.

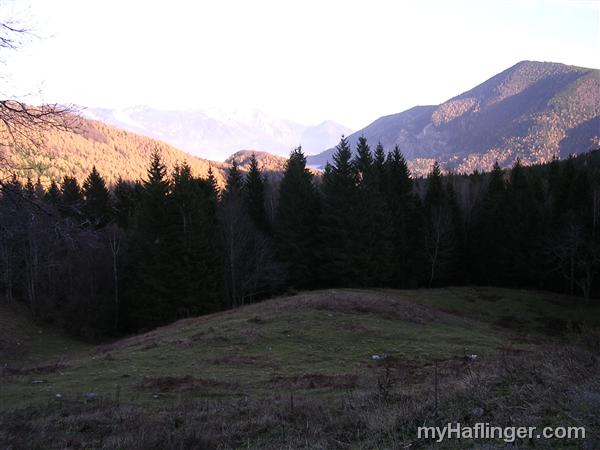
[0,3,599,448]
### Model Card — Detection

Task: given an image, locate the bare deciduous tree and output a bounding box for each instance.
[0,15,76,180]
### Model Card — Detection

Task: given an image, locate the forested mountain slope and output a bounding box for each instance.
[0,116,229,186]
[308,61,600,175]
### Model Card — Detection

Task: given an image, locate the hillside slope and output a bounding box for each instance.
[2,287,599,448]
[308,61,600,175]
[1,115,230,186]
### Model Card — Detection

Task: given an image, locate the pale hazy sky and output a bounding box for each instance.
[1,0,599,129]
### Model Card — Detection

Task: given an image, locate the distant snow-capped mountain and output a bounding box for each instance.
[81,106,351,161]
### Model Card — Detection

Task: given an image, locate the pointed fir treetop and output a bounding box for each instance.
[275,146,318,288]
[83,166,109,196]
[279,147,314,205]
[354,135,373,180]
[61,175,83,205]
[114,176,132,199]
[386,145,412,195]
[509,158,528,192]
[324,136,358,192]
[144,149,170,191]
[245,153,264,190]
[331,136,354,177]
[171,161,199,218]
[223,158,243,200]
[207,166,220,199]
[83,166,112,226]
[113,177,138,229]
[425,161,445,207]
[244,153,269,232]
[172,161,193,186]
[371,142,387,193]
[487,160,506,200]
[374,142,386,167]
[287,146,308,171]
[45,180,61,204]
[282,147,312,184]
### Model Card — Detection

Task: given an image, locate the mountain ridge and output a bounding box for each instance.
[308,60,600,175]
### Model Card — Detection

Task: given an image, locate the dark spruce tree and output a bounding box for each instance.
[221,159,245,307]
[373,142,387,192]
[318,136,360,287]
[60,175,84,220]
[544,156,598,299]
[503,159,539,286]
[125,150,176,329]
[470,161,508,285]
[423,162,460,286]
[353,137,391,286]
[275,147,320,289]
[354,136,373,183]
[244,153,270,233]
[170,162,223,316]
[113,177,140,230]
[82,166,112,228]
[207,166,220,201]
[44,180,61,205]
[220,158,279,307]
[223,159,243,202]
[385,146,422,287]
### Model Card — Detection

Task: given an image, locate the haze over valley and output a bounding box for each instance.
[82,106,352,161]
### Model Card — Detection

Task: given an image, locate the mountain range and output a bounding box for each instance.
[4,60,598,185]
[308,61,600,174]
[82,106,352,161]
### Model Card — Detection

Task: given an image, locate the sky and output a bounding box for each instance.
[1,0,599,130]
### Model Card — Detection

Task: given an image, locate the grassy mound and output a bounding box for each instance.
[1,287,599,449]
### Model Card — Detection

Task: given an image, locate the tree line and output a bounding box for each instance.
[1,138,599,336]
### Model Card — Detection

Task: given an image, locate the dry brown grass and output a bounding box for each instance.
[3,289,599,448]
[2,340,598,449]
[284,290,444,323]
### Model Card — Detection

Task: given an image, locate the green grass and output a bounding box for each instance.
[406,286,600,327]
[2,287,599,449]
[2,287,596,409]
